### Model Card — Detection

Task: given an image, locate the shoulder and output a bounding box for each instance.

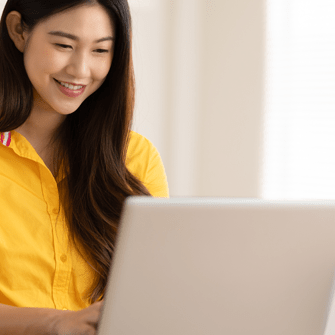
[126,131,169,198]
[127,131,153,154]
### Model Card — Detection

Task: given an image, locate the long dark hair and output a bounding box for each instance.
[0,0,151,304]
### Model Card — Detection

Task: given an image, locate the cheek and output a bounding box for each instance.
[40,47,66,74]
[24,46,64,82]
[94,56,113,81]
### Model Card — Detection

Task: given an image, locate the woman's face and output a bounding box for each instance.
[21,4,115,116]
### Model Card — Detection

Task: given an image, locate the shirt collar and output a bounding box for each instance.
[0,131,66,182]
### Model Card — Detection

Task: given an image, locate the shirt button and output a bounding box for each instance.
[62,308,68,311]
[60,254,67,262]
[52,208,59,215]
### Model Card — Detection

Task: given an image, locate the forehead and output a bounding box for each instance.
[35,4,115,39]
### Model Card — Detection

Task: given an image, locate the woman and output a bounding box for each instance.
[0,0,169,333]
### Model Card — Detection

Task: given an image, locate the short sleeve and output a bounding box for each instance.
[126,132,169,198]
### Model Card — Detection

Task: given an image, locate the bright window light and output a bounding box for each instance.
[262,0,335,200]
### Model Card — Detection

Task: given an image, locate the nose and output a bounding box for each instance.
[65,51,91,80]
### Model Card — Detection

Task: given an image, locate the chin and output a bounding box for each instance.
[51,102,83,116]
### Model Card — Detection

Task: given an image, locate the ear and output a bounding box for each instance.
[6,11,28,53]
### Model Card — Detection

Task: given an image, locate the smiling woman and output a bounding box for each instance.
[0,0,168,334]
[8,4,115,118]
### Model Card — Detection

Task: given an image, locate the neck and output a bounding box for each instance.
[14,94,66,177]
[15,94,66,155]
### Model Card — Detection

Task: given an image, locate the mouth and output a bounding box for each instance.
[54,78,86,97]
[54,78,86,90]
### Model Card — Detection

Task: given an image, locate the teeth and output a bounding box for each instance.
[58,80,83,91]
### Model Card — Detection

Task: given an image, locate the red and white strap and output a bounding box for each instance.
[0,132,11,147]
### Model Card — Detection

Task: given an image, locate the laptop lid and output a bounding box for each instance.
[98,197,335,335]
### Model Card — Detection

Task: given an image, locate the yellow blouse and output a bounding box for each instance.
[0,130,168,311]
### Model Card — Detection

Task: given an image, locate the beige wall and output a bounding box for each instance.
[131,0,265,197]
[198,0,265,197]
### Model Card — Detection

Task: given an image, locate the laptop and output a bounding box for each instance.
[97,197,335,335]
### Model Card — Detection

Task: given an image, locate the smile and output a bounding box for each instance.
[54,78,86,98]
[54,79,85,91]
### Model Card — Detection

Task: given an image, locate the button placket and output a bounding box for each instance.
[45,187,70,310]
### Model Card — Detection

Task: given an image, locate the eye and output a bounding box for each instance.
[95,49,109,54]
[55,43,72,49]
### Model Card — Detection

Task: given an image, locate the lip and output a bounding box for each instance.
[54,78,87,87]
[54,78,86,98]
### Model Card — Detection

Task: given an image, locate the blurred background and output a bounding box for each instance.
[129,0,335,199]
[129,0,264,198]
[1,0,335,199]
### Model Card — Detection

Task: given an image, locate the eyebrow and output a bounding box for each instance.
[48,31,115,43]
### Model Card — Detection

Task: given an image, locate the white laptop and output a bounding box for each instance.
[97,197,335,335]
